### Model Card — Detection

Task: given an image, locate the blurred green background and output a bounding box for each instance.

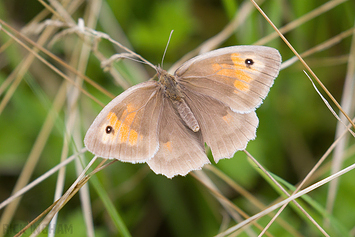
[0,0,355,236]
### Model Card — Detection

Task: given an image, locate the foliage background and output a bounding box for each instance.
[0,0,355,236]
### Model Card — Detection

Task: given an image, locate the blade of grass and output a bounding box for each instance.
[89,173,132,237]
[326,22,355,224]
[216,161,355,236]
[0,82,67,237]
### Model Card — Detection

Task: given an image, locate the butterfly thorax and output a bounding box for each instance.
[157,68,200,132]
[157,68,183,101]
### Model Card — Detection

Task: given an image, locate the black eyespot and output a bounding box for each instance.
[105,126,113,134]
[245,58,254,66]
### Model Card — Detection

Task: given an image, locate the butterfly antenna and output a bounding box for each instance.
[161,30,174,68]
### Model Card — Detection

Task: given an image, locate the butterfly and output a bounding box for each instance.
[84,46,281,178]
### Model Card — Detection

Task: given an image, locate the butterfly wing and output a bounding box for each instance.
[175,46,281,113]
[183,88,258,163]
[85,46,281,176]
[84,81,162,163]
[147,96,210,178]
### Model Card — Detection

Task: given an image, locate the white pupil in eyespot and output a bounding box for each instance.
[106,126,113,134]
[245,59,254,65]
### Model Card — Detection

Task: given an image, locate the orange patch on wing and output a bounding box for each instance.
[214,59,252,84]
[117,124,139,145]
[235,70,252,82]
[230,53,246,67]
[107,112,119,127]
[222,113,232,123]
[234,80,249,92]
[163,141,173,152]
[120,103,137,126]
[128,131,139,146]
[105,104,141,146]
[217,68,237,78]
[213,60,252,93]
[212,63,222,72]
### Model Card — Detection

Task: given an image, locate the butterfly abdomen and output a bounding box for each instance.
[158,68,200,132]
[173,99,200,132]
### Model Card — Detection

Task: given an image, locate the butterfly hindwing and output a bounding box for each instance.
[147,96,210,178]
[184,88,258,163]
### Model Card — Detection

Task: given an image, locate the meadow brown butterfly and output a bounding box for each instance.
[84,46,281,178]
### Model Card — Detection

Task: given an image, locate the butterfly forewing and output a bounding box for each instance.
[84,81,162,163]
[175,46,281,113]
[147,96,210,178]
